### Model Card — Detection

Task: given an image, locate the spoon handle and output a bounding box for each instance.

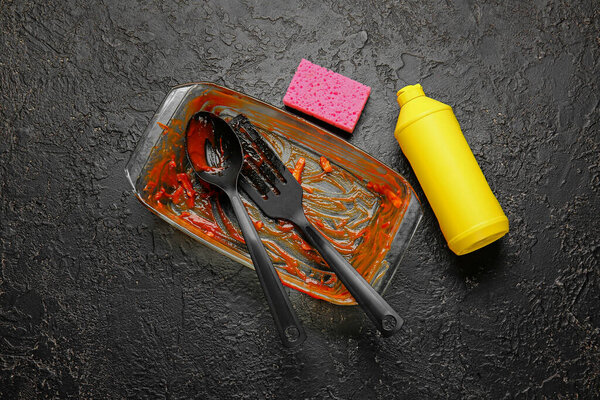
[228,191,306,348]
[293,212,403,337]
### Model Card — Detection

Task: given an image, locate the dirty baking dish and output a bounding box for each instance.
[125,82,422,305]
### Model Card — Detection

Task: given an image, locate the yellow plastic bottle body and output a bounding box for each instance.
[394,84,508,255]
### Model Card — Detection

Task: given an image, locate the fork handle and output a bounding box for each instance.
[227,191,306,348]
[294,213,403,337]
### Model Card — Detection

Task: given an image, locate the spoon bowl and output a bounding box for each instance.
[185,111,242,190]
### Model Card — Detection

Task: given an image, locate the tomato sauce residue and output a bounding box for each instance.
[186,114,226,173]
[291,157,306,183]
[138,93,410,305]
[319,156,333,173]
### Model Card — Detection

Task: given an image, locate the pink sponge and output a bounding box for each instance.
[283,59,371,133]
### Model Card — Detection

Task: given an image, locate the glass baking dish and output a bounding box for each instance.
[125,82,422,305]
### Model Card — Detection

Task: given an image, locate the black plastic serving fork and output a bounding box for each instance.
[231,115,403,337]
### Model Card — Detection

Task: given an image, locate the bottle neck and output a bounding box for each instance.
[397,84,425,107]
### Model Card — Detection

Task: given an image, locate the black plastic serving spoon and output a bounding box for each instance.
[185,111,306,348]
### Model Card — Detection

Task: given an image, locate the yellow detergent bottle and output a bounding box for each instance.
[394,84,509,255]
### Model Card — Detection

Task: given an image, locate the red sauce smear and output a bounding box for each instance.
[186,115,225,173]
[367,182,403,209]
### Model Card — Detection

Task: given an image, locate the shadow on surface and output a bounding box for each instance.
[283,106,354,139]
[451,239,506,281]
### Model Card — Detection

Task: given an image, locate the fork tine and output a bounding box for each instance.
[241,163,270,196]
[239,174,269,203]
[256,160,282,188]
[241,144,282,193]
[232,115,290,180]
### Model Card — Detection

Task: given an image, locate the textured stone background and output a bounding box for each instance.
[1,0,599,398]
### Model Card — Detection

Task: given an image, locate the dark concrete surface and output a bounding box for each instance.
[1,0,599,398]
